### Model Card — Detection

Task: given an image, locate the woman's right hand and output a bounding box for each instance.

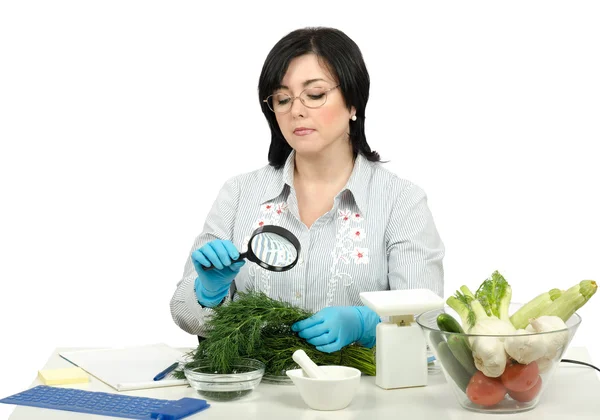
[192,240,245,306]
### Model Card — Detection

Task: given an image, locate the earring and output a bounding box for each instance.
[351,115,357,121]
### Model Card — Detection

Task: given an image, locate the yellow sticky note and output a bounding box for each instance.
[38,367,89,385]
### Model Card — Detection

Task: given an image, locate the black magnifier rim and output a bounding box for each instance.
[247,225,301,272]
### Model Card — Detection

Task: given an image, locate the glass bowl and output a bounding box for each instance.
[416,303,581,414]
[182,358,265,401]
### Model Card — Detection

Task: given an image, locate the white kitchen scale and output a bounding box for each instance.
[360,289,444,390]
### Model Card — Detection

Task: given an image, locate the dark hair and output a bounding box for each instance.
[258,27,381,168]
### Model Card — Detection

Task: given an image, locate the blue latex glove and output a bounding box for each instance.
[291,306,381,353]
[191,240,245,307]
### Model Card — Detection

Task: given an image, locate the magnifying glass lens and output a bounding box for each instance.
[250,232,298,268]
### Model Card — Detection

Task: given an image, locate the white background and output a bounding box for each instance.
[1,1,599,417]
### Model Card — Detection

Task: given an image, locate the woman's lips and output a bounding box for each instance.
[293,128,315,136]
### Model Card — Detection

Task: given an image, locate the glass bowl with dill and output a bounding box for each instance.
[181,357,265,401]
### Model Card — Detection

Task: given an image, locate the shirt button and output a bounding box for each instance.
[299,257,304,265]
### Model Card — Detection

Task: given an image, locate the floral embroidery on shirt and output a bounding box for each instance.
[252,201,288,231]
[338,209,352,223]
[261,203,275,214]
[275,202,288,215]
[261,202,287,220]
[350,227,365,241]
[351,247,370,264]
[336,272,354,287]
[253,219,267,230]
[326,209,369,305]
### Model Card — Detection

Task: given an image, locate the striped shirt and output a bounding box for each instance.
[170,151,445,337]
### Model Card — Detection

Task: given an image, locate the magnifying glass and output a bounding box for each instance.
[201,225,301,272]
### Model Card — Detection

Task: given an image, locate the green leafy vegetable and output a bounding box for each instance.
[475,270,512,322]
[174,291,376,378]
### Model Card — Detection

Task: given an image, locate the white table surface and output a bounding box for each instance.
[5,346,600,420]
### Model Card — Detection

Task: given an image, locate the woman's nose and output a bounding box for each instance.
[290,96,307,118]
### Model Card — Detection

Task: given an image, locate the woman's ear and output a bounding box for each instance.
[350,105,357,120]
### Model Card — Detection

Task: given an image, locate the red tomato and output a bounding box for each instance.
[501,362,540,392]
[466,371,507,407]
[508,376,543,402]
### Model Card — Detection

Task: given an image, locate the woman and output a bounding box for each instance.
[170,27,444,353]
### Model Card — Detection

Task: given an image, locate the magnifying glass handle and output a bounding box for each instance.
[200,252,248,271]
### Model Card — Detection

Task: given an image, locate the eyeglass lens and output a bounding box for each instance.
[268,87,329,113]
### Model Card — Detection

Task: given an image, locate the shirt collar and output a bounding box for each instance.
[260,150,372,217]
[342,153,371,217]
[260,150,295,205]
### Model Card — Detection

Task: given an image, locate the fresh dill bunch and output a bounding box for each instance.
[174,291,376,378]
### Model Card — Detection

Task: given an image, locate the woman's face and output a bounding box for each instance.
[273,54,355,157]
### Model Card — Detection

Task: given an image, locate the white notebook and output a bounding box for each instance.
[59,343,189,391]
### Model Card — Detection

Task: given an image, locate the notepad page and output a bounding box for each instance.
[38,367,89,385]
[59,343,189,391]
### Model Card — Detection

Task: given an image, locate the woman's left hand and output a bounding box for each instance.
[291,306,380,353]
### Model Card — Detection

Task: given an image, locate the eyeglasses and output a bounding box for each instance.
[263,85,340,114]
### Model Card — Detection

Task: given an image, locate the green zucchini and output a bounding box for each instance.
[436,341,471,392]
[437,313,465,333]
[447,335,477,376]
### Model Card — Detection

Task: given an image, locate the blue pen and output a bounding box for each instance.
[153,362,179,381]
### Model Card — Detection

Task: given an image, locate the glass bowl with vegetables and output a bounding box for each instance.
[416,271,597,414]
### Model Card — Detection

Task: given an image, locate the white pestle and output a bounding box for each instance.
[292,350,328,379]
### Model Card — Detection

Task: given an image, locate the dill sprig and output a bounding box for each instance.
[174,291,376,378]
